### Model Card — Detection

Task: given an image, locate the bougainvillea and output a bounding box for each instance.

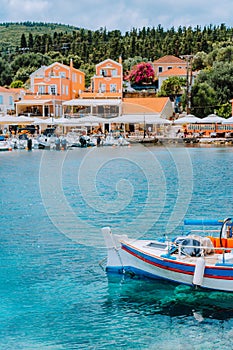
[124,62,155,85]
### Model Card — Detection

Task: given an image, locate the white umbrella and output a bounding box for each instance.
[75,115,107,124]
[16,115,35,123]
[36,117,55,125]
[32,117,52,125]
[109,114,171,124]
[0,115,34,125]
[201,114,225,123]
[53,117,71,125]
[54,115,106,126]
[222,116,233,124]
[174,114,202,124]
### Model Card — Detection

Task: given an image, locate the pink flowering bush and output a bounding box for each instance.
[125,62,155,85]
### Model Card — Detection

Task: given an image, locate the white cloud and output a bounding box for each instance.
[9,0,49,12]
[6,0,49,22]
[1,0,233,32]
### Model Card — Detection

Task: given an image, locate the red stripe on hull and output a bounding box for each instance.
[122,244,233,281]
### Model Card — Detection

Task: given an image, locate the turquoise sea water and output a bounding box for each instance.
[1,144,233,349]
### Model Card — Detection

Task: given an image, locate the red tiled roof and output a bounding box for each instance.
[8,87,27,93]
[0,86,11,92]
[122,97,169,114]
[159,67,187,77]
[153,55,185,64]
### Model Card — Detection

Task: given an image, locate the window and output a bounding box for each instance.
[101,69,107,77]
[38,85,46,94]
[9,96,13,106]
[112,69,117,76]
[110,84,117,92]
[50,85,57,95]
[60,72,66,78]
[100,84,106,92]
[158,67,163,73]
[0,95,3,104]
[50,69,55,77]
[72,73,77,82]
[168,66,172,70]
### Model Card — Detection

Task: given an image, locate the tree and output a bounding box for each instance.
[67,54,83,68]
[14,66,38,83]
[79,62,95,88]
[0,58,13,85]
[123,56,147,74]
[28,33,34,50]
[158,76,186,98]
[192,52,208,71]
[124,62,155,85]
[11,53,51,76]
[10,80,24,88]
[33,35,42,52]
[20,33,27,49]
[190,82,217,117]
[46,51,65,63]
[216,46,233,63]
[197,62,233,106]
[216,102,232,119]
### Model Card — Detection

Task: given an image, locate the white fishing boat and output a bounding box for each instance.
[101,218,233,292]
[0,136,12,151]
[102,134,130,146]
[37,135,57,149]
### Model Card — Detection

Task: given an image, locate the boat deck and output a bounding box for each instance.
[123,239,229,267]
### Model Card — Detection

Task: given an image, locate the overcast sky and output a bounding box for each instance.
[1,0,233,32]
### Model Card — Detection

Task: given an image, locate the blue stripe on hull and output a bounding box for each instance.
[106,266,232,292]
[106,266,200,289]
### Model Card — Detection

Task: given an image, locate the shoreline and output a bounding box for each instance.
[130,136,233,146]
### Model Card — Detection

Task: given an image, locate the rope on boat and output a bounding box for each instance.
[98,257,107,271]
[115,247,125,274]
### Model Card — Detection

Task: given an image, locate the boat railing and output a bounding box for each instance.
[168,241,233,262]
[189,229,219,233]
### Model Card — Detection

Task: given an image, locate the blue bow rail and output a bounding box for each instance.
[184,219,232,226]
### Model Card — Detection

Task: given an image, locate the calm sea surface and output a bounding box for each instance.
[1,144,233,349]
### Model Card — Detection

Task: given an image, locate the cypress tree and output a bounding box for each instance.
[20,33,27,49]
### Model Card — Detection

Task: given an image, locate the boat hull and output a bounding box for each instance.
[102,228,233,292]
[0,141,12,151]
[120,243,233,292]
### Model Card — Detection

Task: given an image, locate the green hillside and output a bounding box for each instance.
[0,22,80,53]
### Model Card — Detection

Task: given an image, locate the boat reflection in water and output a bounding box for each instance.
[104,274,233,320]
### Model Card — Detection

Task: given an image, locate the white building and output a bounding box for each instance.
[0,86,16,115]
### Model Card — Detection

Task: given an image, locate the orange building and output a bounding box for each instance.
[153,55,186,77]
[16,60,85,117]
[157,67,188,90]
[80,58,122,99]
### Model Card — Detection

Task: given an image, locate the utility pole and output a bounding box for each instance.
[181,55,193,114]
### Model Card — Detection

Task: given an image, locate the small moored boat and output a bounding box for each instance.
[0,136,12,151]
[101,218,233,292]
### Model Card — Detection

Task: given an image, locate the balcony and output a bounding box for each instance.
[80,90,122,99]
[25,92,60,96]
[23,92,71,102]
